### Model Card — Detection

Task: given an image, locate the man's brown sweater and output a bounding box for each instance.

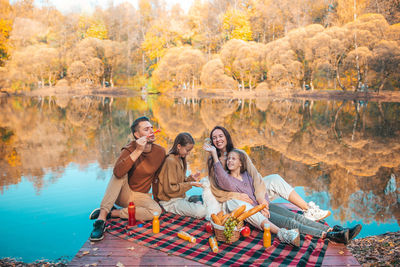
[113,141,166,193]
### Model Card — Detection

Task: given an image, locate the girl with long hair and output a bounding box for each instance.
[156,132,206,218]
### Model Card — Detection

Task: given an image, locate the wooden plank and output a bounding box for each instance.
[69,232,205,266]
[322,243,360,266]
[321,255,360,266]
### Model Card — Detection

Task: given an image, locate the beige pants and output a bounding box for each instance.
[263,174,294,201]
[100,174,161,221]
[159,198,207,219]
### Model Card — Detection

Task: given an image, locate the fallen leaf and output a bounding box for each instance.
[92,248,99,251]
[116,262,125,267]
[90,263,98,266]
[82,251,90,256]
[126,246,135,251]
[338,250,344,255]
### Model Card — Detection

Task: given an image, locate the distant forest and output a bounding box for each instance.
[0,0,399,92]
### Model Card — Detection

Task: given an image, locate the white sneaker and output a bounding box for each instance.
[277,228,300,247]
[303,201,331,221]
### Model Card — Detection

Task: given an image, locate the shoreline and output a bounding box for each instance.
[1,231,398,266]
[2,87,400,102]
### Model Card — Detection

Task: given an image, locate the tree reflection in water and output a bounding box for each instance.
[0,96,399,226]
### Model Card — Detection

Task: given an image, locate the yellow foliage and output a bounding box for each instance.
[86,21,108,40]
[125,97,149,112]
[142,31,167,61]
[78,16,108,40]
[223,9,252,41]
[0,18,12,65]
[6,149,21,167]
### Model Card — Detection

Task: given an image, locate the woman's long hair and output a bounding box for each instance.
[207,126,235,176]
[169,132,194,173]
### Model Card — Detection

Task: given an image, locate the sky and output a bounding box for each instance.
[39,0,195,14]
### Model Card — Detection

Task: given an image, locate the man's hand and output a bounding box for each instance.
[135,136,148,152]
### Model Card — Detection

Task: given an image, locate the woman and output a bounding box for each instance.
[156,132,206,218]
[204,145,362,246]
[207,126,330,221]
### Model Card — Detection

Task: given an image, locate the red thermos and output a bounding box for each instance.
[128,202,136,226]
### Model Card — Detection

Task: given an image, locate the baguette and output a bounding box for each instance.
[211,213,222,225]
[231,205,246,218]
[237,204,267,221]
[221,214,230,225]
[217,211,224,219]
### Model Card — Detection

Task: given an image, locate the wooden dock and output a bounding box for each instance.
[70,203,360,266]
[69,232,360,266]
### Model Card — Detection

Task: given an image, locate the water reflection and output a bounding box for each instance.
[0,96,399,227]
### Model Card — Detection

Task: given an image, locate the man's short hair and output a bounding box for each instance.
[130,116,150,136]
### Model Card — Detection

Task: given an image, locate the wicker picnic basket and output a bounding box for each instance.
[211,220,244,244]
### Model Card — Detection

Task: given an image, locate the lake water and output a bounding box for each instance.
[0,95,399,263]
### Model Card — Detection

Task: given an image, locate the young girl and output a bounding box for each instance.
[156,132,206,218]
[204,144,362,246]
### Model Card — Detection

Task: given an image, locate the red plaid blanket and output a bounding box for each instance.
[106,212,328,266]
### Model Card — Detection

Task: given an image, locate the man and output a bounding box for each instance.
[89,116,166,241]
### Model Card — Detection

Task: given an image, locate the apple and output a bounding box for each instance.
[241,226,251,237]
[205,222,214,233]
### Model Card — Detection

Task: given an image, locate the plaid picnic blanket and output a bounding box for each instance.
[106,212,329,266]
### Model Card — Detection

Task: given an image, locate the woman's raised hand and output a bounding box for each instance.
[203,143,217,154]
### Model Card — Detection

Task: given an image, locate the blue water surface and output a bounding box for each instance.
[0,163,110,263]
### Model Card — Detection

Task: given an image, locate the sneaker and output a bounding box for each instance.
[303,202,331,221]
[89,206,117,220]
[333,224,362,242]
[326,229,349,244]
[90,220,106,242]
[277,228,300,247]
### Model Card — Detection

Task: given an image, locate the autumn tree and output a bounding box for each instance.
[9,17,47,47]
[370,40,400,92]
[336,0,369,24]
[187,0,225,55]
[200,58,237,89]
[103,40,125,87]
[0,0,13,66]
[365,0,400,24]
[222,8,252,41]
[152,46,206,90]
[67,37,105,85]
